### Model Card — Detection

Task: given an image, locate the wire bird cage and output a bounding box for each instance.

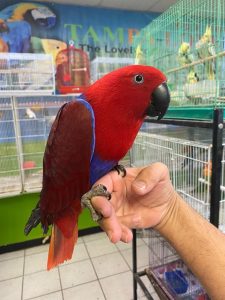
[133,0,225,110]
[56,44,90,94]
[0,97,21,196]
[0,53,55,95]
[130,131,225,232]
[0,96,75,197]
[141,229,210,299]
[90,57,134,82]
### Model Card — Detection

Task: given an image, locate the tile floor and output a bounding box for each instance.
[0,232,160,300]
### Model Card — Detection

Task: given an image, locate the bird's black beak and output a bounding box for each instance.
[147,82,170,120]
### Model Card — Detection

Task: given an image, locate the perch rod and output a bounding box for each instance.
[167,50,225,74]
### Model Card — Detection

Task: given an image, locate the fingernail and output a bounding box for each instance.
[125,235,129,243]
[133,180,146,190]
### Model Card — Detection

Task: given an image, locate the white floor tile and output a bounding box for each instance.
[121,244,150,269]
[0,257,24,281]
[24,238,83,258]
[82,231,107,243]
[139,293,160,300]
[0,232,158,300]
[63,243,89,265]
[63,281,105,300]
[100,271,133,300]
[24,242,88,273]
[25,243,49,256]
[116,238,144,251]
[115,241,133,251]
[85,237,118,258]
[59,259,97,289]
[30,291,63,300]
[23,269,61,299]
[92,252,129,278]
[136,274,156,297]
[24,251,48,274]
[76,237,84,244]
[0,250,24,262]
[0,277,22,300]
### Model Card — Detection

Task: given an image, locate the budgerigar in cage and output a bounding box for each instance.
[24,65,170,270]
[178,42,199,84]
[25,108,36,119]
[187,69,200,84]
[135,44,145,65]
[178,42,193,66]
[196,25,216,80]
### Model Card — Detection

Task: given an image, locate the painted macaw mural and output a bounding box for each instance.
[0,3,66,58]
[0,2,158,91]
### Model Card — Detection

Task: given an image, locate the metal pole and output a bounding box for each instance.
[210,108,223,227]
[132,229,138,300]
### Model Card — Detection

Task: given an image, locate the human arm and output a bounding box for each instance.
[156,192,225,300]
[92,163,225,299]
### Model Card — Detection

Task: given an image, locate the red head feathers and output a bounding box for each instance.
[84,65,170,160]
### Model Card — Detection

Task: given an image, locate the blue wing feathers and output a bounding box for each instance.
[78,95,117,185]
[77,95,96,161]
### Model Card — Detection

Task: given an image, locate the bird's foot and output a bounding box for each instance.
[24,205,41,235]
[112,164,126,177]
[81,184,111,222]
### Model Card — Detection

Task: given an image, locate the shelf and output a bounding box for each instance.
[164,106,219,121]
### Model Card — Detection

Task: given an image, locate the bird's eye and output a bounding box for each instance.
[134,74,144,84]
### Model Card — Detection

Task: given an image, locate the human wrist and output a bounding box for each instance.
[154,191,180,235]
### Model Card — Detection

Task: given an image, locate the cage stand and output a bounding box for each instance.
[210,109,224,227]
[132,109,223,299]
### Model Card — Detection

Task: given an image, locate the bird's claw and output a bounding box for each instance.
[81,184,111,222]
[112,164,127,177]
[24,206,41,235]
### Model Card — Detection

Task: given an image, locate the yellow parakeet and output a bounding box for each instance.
[196,25,216,80]
[178,42,199,84]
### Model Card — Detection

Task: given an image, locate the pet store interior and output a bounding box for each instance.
[0,0,225,299]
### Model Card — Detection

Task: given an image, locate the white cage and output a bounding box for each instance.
[0,97,22,196]
[0,95,75,197]
[0,53,55,95]
[130,131,225,232]
[90,57,134,82]
[142,229,209,299]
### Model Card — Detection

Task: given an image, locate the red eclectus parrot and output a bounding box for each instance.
[24,65,170,270]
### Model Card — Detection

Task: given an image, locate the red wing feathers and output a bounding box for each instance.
[40,100,93,231]
[40,100,94,269]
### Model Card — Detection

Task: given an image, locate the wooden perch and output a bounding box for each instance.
[167,50,225,74]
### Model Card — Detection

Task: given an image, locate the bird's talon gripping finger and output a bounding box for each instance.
[112,164,127,177]
[81,184,112,222]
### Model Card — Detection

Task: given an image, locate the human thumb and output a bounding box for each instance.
[132,180,147,194]
[132,163,168,195]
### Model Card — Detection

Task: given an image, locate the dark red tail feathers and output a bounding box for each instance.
[47,205,81,270]
[47,223,78,270]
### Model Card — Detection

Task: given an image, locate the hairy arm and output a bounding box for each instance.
[156,194,225,300]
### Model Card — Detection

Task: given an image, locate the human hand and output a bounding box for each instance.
[92,162,177,243]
